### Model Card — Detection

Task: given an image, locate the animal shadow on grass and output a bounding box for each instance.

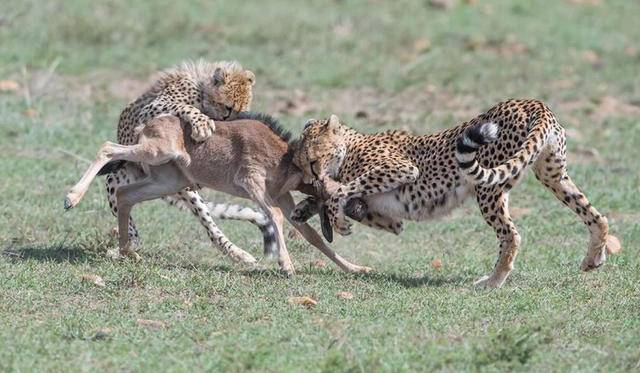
[351,271,466,288]
[301,265,467,288]
[157,252,468,286]
[163,261,299,279]
[2,242,98,264]
[153,252,291,277]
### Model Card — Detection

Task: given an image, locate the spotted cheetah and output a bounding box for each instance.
[292,99,621,288]
[104,60,263,257]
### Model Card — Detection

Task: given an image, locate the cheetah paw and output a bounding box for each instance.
[105,248,141,262]
[105,248,121,260]
[331,211,352,236]
[290,199,316,223]
[326,197,352,236]
[580,245,606,271]
[230,250,258,266]
[191,118,215,142]
[473,274,506,289]
[122,249,142,262]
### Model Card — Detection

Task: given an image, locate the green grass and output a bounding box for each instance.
[1,0,639,371]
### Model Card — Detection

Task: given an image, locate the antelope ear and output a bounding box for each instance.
[327,114,340,130]
[244,70,255,85]
[212,67,225,86]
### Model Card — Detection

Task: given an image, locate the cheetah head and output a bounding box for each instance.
[202,63,255,120]
[294,114,348,184]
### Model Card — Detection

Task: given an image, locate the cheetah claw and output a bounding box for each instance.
[191,119,215,142]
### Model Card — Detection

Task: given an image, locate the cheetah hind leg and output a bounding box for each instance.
[104,165,144,260]
[474,186,521,289]
[320,205,402,243]
[533,156,621,271]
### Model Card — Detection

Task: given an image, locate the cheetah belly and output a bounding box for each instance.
[364,185,471,221]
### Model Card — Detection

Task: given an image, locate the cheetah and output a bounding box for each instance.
[103,60,265,257]
[291,99,621,288]
[118,60,255,145]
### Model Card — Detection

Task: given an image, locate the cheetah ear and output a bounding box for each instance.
[327,114,340,130]
[244,70,255,86]
[212,67,225,86]
[304,118,315,130]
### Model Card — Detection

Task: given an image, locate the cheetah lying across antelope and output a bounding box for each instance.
[292,99,621,288]
[103,60,269,258]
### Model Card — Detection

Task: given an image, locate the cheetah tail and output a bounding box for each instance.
[163,197,278,258]
[206,203,278,259]
[456,118,550,186]
[207,203,278,258]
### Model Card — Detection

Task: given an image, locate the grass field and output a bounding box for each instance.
[1,0,639,371]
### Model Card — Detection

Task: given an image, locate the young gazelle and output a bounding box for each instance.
[64,113,371,275]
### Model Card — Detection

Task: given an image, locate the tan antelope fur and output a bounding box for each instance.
[65,114,372,275]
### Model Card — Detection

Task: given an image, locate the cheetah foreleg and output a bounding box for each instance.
[290,196,320,223]
[326,159,419,236]
[177,104,216,142]
[359,213,404,235]
[138,98,215,142]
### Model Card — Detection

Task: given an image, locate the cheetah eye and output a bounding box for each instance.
[220,105,235,120]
